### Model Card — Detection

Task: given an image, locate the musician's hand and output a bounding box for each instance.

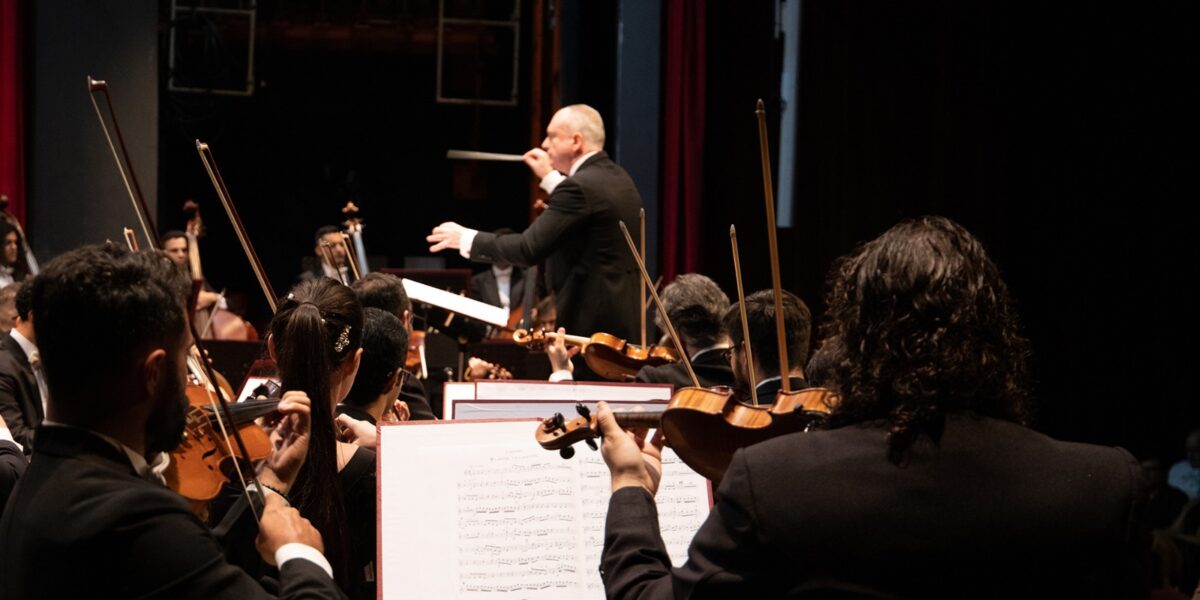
[382,400,410,424]
[596,401,664,496]
[523,148,554,180]
[427,222,465,253]
[197,290,221,310]
[256,492,325,565]
[546,327,577,375]
[261,391,312,488]
[335,413,378,449]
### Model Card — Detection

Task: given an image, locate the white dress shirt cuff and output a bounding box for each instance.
[548,370,575,383]
[539,170,566,194]
[276,543,335,579]
[459,228,479,260]
[0,427,22,452]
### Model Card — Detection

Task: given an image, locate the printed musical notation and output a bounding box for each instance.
[378,421,711,599]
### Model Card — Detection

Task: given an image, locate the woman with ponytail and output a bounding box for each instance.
[268,277,374,598]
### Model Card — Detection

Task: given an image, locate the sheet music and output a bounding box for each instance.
[402,278,509,327]
[473,380,671,402]
[379,420,710,599]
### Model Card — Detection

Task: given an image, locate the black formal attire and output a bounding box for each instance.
[0,426,344,599]
[468,266,526,312]
[0,333,42,452]
[470,152,644,341]
[601,412,1148,599]
[635,347,735,390]
[0,439,24,519]
[213,445,376,600]
[400,376,437,420]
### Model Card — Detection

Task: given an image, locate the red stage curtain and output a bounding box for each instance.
[659,0,706,281]
[0,0,25,224]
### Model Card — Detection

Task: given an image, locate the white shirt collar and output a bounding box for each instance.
[492,264,513,278]
[321,262,348,280]
[40,421,168,483]
[568,150,601,176]
[9,329,37,362]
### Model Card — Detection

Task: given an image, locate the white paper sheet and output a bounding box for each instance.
[378,420,710,599]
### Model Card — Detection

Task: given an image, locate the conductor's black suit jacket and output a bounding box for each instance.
[601,412,1148,599]
[0,334,42,452]
[0,426,345,599]
[470,152,644,341]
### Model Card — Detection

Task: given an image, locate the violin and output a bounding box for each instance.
[164,353,279,518]
[511,328,679,381]
[536,388,836,480]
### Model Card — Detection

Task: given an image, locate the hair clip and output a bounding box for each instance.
[334,324,351,353]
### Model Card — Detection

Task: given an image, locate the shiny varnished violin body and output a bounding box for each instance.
[512,328,679,381]
[536,386,837,481]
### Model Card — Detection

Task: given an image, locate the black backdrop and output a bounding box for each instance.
[702,1,1197,460]
[154,1,1198,461]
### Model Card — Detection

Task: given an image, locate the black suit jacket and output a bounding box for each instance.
[0,439,24,519]
[0,426,345,599]
[0,334,42,452]
[470,152,644,340]
[601,413,1148,599]
[635,347,735,390]
[468,267,526,311]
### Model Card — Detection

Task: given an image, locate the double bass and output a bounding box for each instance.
[183,200,257,341]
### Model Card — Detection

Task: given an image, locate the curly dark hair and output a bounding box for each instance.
[816,216,1031,464]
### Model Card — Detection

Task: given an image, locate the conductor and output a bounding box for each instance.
[427,104,644,343]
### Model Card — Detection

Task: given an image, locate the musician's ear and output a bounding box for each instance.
[384,369,401,394]
[266,333,277,362]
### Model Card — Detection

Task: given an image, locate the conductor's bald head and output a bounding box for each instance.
[542,104,606,173]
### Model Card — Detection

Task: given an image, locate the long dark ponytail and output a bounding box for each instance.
[270,278,363,583]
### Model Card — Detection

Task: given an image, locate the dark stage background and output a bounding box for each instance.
[140,2,1196,461]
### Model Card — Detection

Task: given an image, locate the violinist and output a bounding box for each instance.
[298,225,351,285]
[215,277,373,599]
[351,272,436,421]
[595,217,1147,598]
[427,105,645,352]
[634,274,734,389]
[0,244,343,599]
[0,281,44,451]
[335,307,411,431]
[721,288,812,402]
[162,230,225,312]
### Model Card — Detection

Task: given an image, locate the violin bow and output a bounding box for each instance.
[619,221,701,388]
[755,99,793,393]
[88,80,264,520]
[87,77,159,250]
[194,141,279,313]
[729,225,759,405]
[639,208,647,349]
[339,233,361,282]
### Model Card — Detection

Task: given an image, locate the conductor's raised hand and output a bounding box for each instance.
[523,148,554,180]
[596,401,664,496]
[427,222,465,253]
